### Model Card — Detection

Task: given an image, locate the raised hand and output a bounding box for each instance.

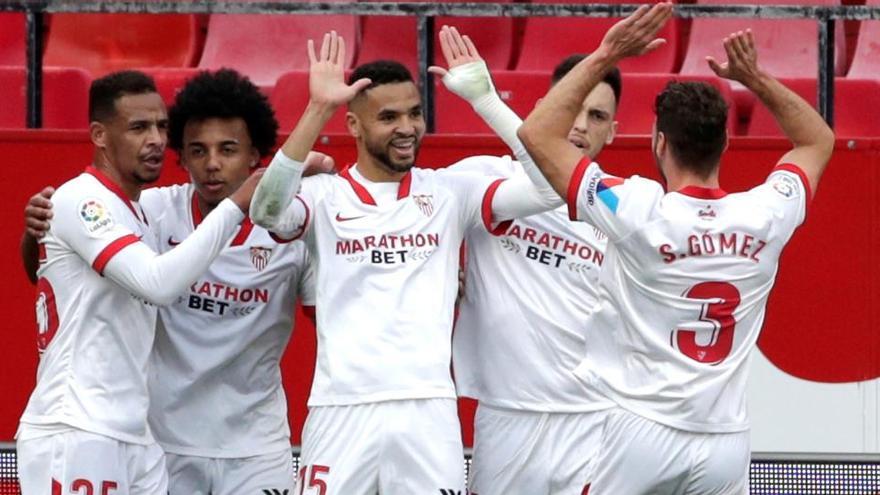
[25,186,55,238]
[230,168,266,214]
[599,2,673,61]
[307,31,371,107]
[707,30,762,85]
[303,151,336,176]
[429,25,495,103]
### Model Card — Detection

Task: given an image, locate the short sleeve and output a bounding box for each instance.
[567,157,664,242]
[51,188,141,275]
[748,163,810,239]
[436,167,508,234]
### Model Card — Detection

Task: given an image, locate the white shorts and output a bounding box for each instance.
[588,408,750,495]
[298,398,465,495]
[469,404,607,495]
[165,449,295,495]
[16,429,168,495]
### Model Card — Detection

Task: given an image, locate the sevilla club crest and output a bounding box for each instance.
[250,246,273,271]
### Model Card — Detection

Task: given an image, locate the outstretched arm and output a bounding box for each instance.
[707,30,833,194]
[518,3,673,197]
[251,31,370,231]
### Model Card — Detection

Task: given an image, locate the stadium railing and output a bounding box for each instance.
[1,1,879,130]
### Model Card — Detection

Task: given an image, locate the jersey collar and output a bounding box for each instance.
[676,185,728,199]
[84,165,148,224]
[190,189,253,246]
[338,165,412,206]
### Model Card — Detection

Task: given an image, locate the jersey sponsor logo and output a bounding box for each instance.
[770,173,799,199]
[336,232,440,264]
[35,277,59,353]
[439,490,462,495]
[78,198,114,235]
[167,236,181,246]
[335,212,366,222]
[250,246,273,271]
[498,222,605,272]
[413,194,434,217]
[184,281,270,316]
[261,490,288,495]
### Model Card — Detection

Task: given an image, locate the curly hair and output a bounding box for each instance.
[168,69,278,157]
[655,82,728,177]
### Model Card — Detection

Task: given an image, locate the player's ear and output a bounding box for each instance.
[248,147,260,170]
[534,97,543,110]
[346,111,360,138]
[90,121,107,149]
[606,120,618,145]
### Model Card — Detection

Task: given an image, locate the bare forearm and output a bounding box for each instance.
[519,49,619,196]
[279,101,338,161]
[21,233,39,284]
[747,73,834,152]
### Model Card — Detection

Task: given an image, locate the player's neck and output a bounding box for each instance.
[195,194,218,217]
[93,154,141,201]
[664,163,721,193]
[354,155,408,183]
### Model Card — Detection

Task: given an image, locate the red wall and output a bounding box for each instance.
[1,131,878,447]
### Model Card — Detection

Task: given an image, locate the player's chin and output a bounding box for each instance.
[135,167,162,185]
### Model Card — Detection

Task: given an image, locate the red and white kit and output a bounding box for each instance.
[567,158,810,492]
[452,155,613,495]
[140,183,314,495]
[18,167,243,495]
[262,150,561,495]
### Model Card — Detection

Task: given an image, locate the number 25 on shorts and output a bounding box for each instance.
[297,465,330,495]
[672,281,741,365]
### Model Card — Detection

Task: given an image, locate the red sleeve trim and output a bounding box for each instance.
[567,157,591,221]
[302,305,316,326]
[269,195,310,244]
[481,178,513,236]
[773,163,812,217]
[91,234,140,275]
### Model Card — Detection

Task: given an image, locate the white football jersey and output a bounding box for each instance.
[452,156,613,412]
[139,184,314,458]
[568,159,810,433]
[21,167,161,445]
[293,163,501,406]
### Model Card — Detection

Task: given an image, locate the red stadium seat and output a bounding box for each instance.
[0,13,25,65]
[43,14,199,77]
[0,66,91,129]
[847,0,880,78]
[515,0,679,73]
[198,8,358,88]
[434,71,550,134]
[680,0,846,80]
[357,0,516,76]
[144,68,201,106]
[614,74,738,136]
[272,70,351,134]
[748,78,880,137]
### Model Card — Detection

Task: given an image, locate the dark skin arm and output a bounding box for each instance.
[21,187,54,284]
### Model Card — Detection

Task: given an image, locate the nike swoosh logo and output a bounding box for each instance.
[168,236,181,246]
[335,213,365,222]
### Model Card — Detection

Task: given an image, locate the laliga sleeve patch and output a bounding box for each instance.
[769,173,801,200]
[78,198,116,236]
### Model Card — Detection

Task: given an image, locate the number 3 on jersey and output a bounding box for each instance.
[672,281,741,365]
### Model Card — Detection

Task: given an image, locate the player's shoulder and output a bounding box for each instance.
[53,172,116,208]
[441,155,517,178]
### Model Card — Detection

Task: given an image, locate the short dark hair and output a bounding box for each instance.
[551,54,622,108]
[168,69,278,157]
[348,60,415,102]
[89,70,157,122]
[654,81,728,177]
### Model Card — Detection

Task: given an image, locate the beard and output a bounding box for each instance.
[365,137,419,174]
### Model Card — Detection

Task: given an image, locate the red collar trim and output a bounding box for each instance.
[190,189,253,246]
[338,165,412,205]
[85,166,147,224]
[676,185,728,199]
